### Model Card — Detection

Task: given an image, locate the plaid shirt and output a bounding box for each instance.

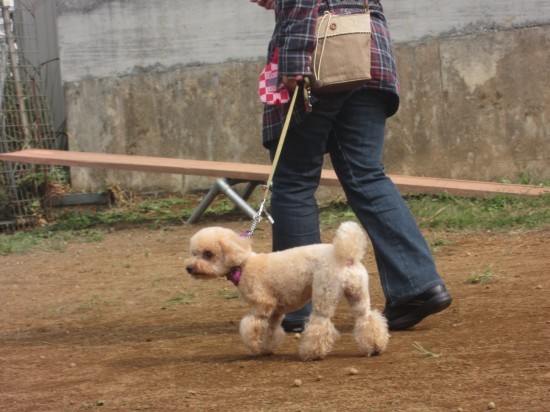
[261,0,399,147]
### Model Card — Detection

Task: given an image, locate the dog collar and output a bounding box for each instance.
[226,267,242,286]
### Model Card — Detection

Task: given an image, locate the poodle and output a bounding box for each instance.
[184,221,389,361]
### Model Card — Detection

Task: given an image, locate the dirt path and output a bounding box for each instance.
[1,220,549,411]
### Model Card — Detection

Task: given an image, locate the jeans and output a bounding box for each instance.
[268,89,444,315]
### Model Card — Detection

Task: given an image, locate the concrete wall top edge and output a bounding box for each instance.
[385,0,550,43]
[57,0,550,83]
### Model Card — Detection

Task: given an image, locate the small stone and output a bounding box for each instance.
[457,408,464,412]
[348,367,359,375]
[292,379,303,387]
[488,401,496,409]
[69,362,76,368]
[536,285,542,289]
[294,333,302,339]
[316,375,323,381]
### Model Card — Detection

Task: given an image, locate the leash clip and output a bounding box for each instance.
[245,187,274,238]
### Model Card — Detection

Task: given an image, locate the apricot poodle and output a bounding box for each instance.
[184,221,389,361]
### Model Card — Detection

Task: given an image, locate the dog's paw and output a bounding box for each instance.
[299,316,340,361]
[354,310,390,356]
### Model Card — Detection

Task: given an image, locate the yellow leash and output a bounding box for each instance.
[246,83,301,237]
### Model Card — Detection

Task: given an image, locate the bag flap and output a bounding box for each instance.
[316,13,371,38]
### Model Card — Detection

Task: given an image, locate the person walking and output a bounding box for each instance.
[250,0,452,332]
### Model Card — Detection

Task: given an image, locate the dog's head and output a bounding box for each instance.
[184,227,252,280]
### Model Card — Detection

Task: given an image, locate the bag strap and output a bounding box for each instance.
[319,0,370,14]
[317,0,369,13]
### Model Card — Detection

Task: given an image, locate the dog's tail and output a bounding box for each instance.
[332,221,367,264]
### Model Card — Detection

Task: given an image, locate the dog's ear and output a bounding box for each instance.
[219,232,252,267]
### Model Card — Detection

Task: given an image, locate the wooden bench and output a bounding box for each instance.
[1,149,547,223]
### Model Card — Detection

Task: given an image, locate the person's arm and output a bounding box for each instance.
[249,0,318,91]
[276,0,319,84]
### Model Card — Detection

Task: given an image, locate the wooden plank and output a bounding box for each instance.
[385,174,549,197]
[1,149,548,197]
[0,149,273,181]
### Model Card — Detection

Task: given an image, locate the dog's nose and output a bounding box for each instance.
[186,266,194,274]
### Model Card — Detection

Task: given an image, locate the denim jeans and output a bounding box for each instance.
[268,89,444,315]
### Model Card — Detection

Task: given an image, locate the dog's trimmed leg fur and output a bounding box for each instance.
[339,267,390,356]
[353,310,390,356]
[239,312,285,356]
[299,283,342,361]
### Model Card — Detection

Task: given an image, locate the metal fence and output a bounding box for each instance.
[0,0,58,231]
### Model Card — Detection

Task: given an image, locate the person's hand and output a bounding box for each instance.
[281,75,303,92]
[250,0,275,10]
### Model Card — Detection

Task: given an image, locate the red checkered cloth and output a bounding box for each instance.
[259,48,290,105]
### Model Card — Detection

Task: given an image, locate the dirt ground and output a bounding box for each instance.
[1,216,549,411]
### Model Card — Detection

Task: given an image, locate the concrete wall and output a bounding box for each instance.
[56,0,550,192]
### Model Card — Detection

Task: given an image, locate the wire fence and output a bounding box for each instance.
[0,0,58,231]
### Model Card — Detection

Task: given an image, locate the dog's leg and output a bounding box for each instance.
[239,313,268,355]
[239,312,285,356]
[299,287,341,361]
[344,275,389,356]
[262,313,286,354]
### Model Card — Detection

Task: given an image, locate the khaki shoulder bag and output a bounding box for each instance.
[310,0,372,93]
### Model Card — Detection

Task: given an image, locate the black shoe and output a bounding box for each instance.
[281,303,311,333]
[383,285,452,331]
[281,319,305,333]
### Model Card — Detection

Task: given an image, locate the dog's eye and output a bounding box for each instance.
[203,250,213,260]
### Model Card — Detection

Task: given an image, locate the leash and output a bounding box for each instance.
[244,81,305,238]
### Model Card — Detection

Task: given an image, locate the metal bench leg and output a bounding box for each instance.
[186,179,223,224]
[186,178,259,224]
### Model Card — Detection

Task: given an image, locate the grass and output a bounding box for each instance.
[74,296,105,316]
[429,238,454,253]
[0,227,106,255]
[165,292,196,306]
[412,342,442,359]
[0,192,548,256]
[409,194,550,230]
[0,195,195,255]
[466,265,497,285]
[319,193,550,231]
[219,289,239,300]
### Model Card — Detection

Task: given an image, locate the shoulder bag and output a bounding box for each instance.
[310,0,372,93]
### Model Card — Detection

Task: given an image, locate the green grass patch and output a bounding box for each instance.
[74,295,105,315]
[47,196,194,231]
[412,342,442,359]
[319,194,550,231]
[0,227,108,255]
[218,289,239,300]
[466,265,497,285]
[1,193,548,256]
[0,195,197,255]
[166,292,196,306]
[0,231,44,255]
[408,194,550,230]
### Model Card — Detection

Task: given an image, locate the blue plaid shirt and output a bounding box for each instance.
[261,0,399,148]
